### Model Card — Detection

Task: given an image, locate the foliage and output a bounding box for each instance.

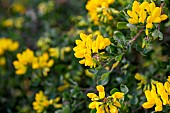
[0,0,170,113]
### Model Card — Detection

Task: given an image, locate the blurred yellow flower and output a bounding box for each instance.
[2,18,13,27]
[13,49,36,75]
[0,38,19,56]
[0,57,6,66]
[32,53,54,76]
[85,69,94,77]
[32,91,50,113]
[135,73,147,90]
[13,49,54,76]
[38,1,55,15]
[86,0,115,24]
[12,3,26,14]
[60,47,71,60]
[2,17,25,28]
[58,80,70,92]
[49,47,59,58]
[33,91,62,113]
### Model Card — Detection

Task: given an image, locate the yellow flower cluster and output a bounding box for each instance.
[86,0,115,25]
[127,1,168,35]
[13,49,54,76]
[12,3,26,14]
[135,73,147,90]
[38,1,55,15]
[87,85,124,113]
[0,38,19,56]
[32,53,54,76]
[2,17,25,28]
[142,76,170,112]
[48,46,71,60]
[0,38,19,66]
[73,33,111,68]
[33,91,62,113]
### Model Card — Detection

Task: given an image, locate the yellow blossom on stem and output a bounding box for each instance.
[73,33,111,68]
[32,91,50,113]
[86,0,115,24]
[33,91,62,113]
[127,1,168,35]
[87,85,124,113]
[32,52,54,76]
[13,49,36,75]
[135,73,147,89]
[142,79,170,112]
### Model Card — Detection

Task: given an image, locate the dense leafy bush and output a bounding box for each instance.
[0,0,170,113]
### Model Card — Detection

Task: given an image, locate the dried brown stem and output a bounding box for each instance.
[128,29,143,44]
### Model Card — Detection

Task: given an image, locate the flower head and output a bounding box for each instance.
[142,77,170,112]
[87,85,124,113]
[127,1,168,35]
[73,33,111,68]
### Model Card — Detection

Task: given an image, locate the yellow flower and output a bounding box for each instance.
[58,80,70,92]
[127,1,168,35]
[13,49,36,75]
[165,81,170,95]
[49,47,59,58]
[33,91,62,113]
[2,17,24,28]
[14,17,25,29]
[86,0,115,24]
[53,97,62,108]
[2,18,14,27]
[0,38,19,56]
[134,73,147,89]
[33,91,50,113]
[0,57,6,66]
[142,81,170,112]
[73,33,111,68]
[167,76,170,83]
[155,98,162,111]
[32,53,54,76]
[87,85,124,113]
[112,92,124,100]
[85,69,94,77]
[60,47,71,60]
[12,3,26,14]
[38,1,55,15]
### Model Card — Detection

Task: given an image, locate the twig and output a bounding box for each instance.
[132,106,142,113]
[158,2,165,31]
[128,29,143,44]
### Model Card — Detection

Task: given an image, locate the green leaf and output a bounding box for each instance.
[114,31,125,40]
[96,67,108,77]
[88,69,98,75]
[120,84,129,94]
[130,95,138,105]
[110,88,119,95]
[101,72,110,80]
[113,31,126,47]
[117,22,128,29]
[152,29,163,40]
[126,24,137,31]
[98,72,109,85]
[55,110,63,113]
[115,55,122,61]
[90,109,97,113]
[62,105,70,113]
